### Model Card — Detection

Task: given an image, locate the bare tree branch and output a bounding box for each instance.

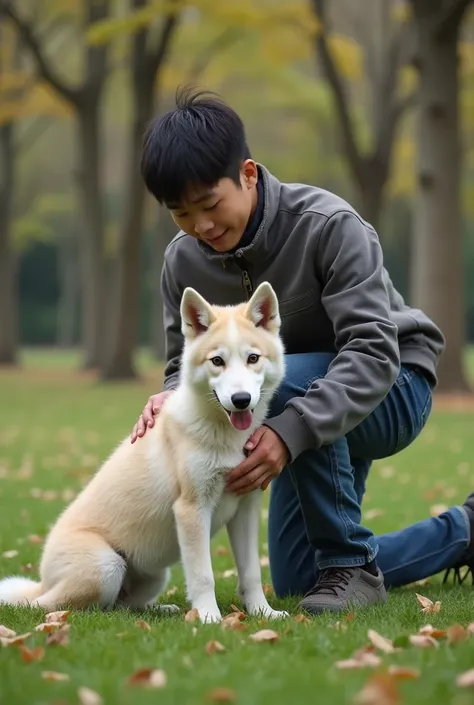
[0,0,79,105]
[148,7,181,78]
[310,0,364,185]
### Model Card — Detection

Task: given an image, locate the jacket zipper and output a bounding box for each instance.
[241,269,253,300]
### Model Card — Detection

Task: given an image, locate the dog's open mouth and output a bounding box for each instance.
[213,392,254,431]
[227,409,253,431]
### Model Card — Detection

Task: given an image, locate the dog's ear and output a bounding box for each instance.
[180,288,216,338]
[244,282,280,332]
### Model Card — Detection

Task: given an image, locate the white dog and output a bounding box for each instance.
[0,282,288,623]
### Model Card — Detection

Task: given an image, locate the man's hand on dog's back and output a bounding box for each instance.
[131,391,173,443]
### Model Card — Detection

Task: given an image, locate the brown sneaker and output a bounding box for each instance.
[299,567,387,615]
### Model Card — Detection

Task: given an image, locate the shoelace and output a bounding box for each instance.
[305,567,354,597]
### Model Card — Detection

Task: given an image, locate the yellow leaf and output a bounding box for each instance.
[327,33,364,82]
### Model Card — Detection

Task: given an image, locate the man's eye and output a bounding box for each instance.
[211,356,225,367]
[247,354,260,364]
[204,202,219,211]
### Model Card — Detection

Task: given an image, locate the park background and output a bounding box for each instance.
[2,2,474,705]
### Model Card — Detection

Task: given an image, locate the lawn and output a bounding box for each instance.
[1,351,474,705]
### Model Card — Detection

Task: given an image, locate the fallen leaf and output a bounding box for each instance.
[222,569,237,579]
[355,672,400,705]
[207,687,237,702]
[135,619,151,631]
[229,606,246,618]
[41,670,70,682]
[205,640,226,655]
[335,653,382,670]
[27,534,43,544]
[0,632,33,646]
[78,686,103,705]
[447,624,468,644]
[248,629,279,643]
[2,550,18,558]
[0,625,16,638]
[127,668,167,688]
[45,610,70,624]
[409,634,439,648]
[379,466,395,479]
[364,509,385,520]
[456,669,474,688]
[166,586,178,596]
[415,593,441,614]
[221,613,247,631]
[184,608,200,623]
[388,666,420,680]
[467,621,474,634]
[293,614,311,624]
[367,629,397,654]
[18,645,45,663]
[46,625,70,646]
[430,504,449,516]
[35,622,64,633]
[418,624,447,639]
[215,545,229,556]
[259,556,270,567]
[262,584,273,596]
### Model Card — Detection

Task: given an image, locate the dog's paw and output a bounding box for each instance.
[264,608,289,620]
[248,605,289,620]
[198,608,222,624]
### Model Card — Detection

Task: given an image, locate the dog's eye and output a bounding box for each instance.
[247,353,260,364]
[210,356,225,367]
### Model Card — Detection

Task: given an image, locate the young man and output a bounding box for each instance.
[131,87,474,615]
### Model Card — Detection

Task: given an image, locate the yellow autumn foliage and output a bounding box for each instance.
[327,34,364,82]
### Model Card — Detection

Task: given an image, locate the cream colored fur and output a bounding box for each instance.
[0,282,288,624]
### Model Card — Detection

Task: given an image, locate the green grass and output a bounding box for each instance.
[1,353,474,704]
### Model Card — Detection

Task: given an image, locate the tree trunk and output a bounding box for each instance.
[356,171,384,232]
[151,208,177,360]
[100,88,152,380]
[77,105,107,369]
[56,231,80,348]
[411,0,470,392]
[100,3,179,380]
[0,122,19,366]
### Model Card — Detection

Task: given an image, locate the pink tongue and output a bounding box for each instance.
[230,410,253,431]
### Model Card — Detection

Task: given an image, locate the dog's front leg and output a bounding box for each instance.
[227,491,288,620]
[173,496,221,624]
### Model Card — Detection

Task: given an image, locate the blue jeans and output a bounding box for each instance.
[267,353,470,596]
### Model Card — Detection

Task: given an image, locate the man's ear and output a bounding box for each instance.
[180,288,216,339]
[244,282,280,332]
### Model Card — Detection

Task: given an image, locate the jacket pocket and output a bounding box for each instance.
[278,290,317,317]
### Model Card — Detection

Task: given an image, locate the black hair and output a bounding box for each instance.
[140,85,251,206]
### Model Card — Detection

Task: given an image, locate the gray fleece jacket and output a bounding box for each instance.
[159,164,445,461]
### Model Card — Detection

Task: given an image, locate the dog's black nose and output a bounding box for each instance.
[231,392,251,410]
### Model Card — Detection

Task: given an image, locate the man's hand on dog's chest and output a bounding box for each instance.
[226,426,290,495]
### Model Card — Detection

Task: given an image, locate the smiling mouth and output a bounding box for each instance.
[213,391,254,431]
[206,229,228,244]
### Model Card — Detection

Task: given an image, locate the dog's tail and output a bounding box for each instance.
[0,576,43,605]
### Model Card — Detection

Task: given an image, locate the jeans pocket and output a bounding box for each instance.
[395,371,433,453]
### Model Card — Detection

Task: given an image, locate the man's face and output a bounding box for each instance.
[168,160,258,252]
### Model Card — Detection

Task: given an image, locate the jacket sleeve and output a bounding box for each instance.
[264,210,400,461]
[160,255,183,392]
